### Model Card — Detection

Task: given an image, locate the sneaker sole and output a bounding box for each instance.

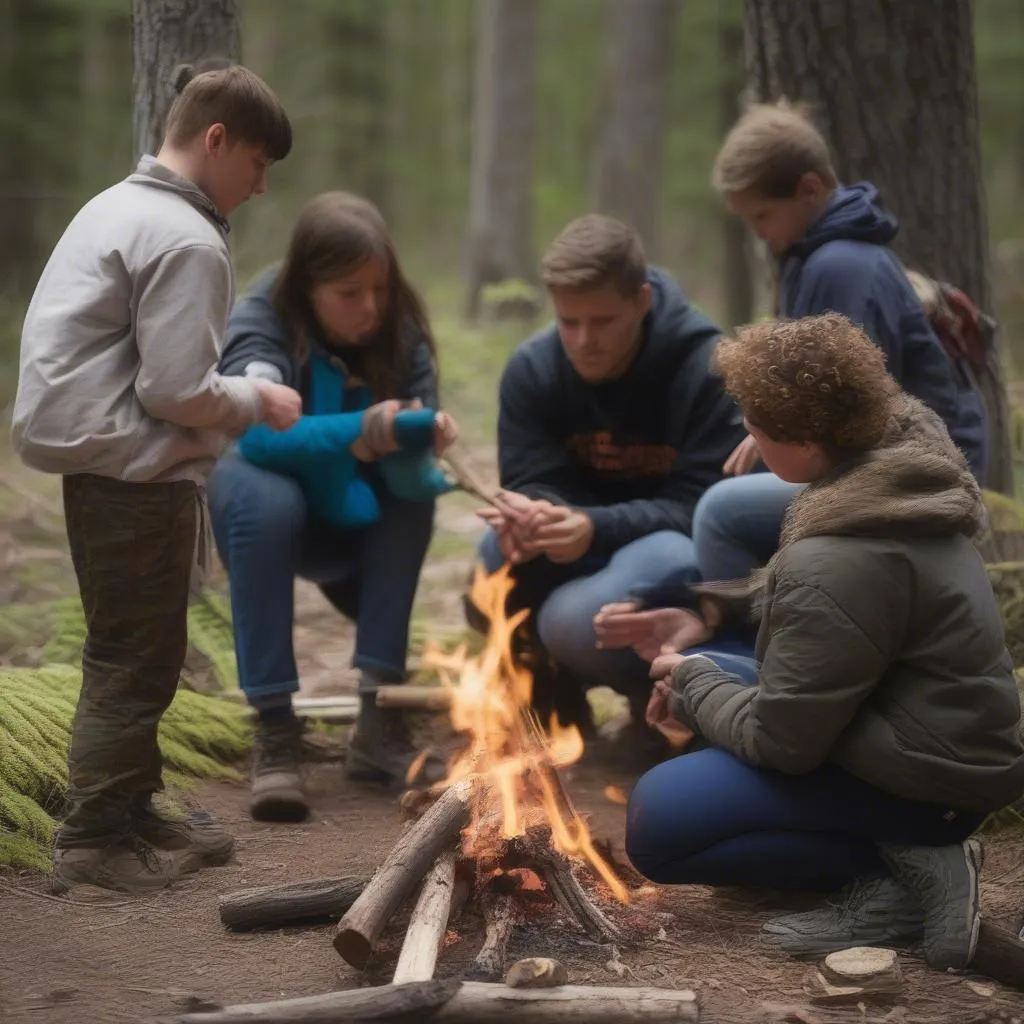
[250,792,309,823]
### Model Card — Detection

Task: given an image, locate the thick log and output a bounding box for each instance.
[392,850,458,984]
[375,684,452,711]
[533,846,623,946]
[334,780,473,969]
[972,919,1024,991]
[218,876,368,931]
[464,892,518,982]
[163,980,699,1024]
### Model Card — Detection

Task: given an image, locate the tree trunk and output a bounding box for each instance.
[131,0,241,163]
[463,0,538,321]
[718,13,755,330]
[592,0,678,256]
[745,0,1013,494]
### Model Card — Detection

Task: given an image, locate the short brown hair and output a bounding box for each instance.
[164,65,292,161]
[540,214,647,296]
[715,314,893,451]
[713,101,837,199]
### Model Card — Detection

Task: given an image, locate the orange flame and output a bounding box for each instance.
[424,565,630,904]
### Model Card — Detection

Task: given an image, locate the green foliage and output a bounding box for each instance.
[0,664,251,870]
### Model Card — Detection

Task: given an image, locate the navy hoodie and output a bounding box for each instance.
[781,183,986,480]
[498,268,745,555]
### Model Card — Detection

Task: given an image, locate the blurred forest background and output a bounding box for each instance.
[2,0,1024,432]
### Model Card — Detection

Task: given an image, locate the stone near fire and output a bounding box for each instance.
[505,957,569,989]
[822,946,900,985]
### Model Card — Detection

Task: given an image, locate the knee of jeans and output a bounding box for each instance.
[692,480,744,544]
[536,590,595,665]
[208,458,307,544]
[476,529,506,575]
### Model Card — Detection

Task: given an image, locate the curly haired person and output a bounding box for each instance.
[625,314,1024,972]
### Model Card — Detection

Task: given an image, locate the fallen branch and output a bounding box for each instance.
[392,850,458,984]
[333,780,473,969]
[218,876,368,932]
[292,695,360,722]
[163,980,699,1024]
[375,685,453,711]
[464,891,518,982]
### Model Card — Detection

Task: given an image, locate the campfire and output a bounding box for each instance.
[333,565,632,981]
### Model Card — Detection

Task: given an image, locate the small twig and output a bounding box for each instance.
[0,882,156,910]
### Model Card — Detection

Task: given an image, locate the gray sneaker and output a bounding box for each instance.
[53,835,176,896]
[346,699,445,786]
[250,717,309,822]
[761,876,924,958]
[879,838,982,970]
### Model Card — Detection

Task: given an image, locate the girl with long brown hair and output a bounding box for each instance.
[208,192,459,821]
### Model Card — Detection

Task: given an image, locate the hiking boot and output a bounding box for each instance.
[346,698,436,786]
[761,876,924,958]
[52,835,176,896]
[879,838,983,970]
[131,797,235,868]
[250,716,309,822]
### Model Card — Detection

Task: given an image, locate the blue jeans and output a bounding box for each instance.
[691,472,803,581]
[208,454,434,707]
[478,529,697,698]
[626,652,982,892]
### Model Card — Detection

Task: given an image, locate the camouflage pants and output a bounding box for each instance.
[59,474,197,847]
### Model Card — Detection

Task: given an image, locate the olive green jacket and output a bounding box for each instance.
[671,394,1024,813]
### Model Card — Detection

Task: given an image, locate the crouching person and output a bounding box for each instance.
[11,67,299,893]
[626,314,1024,972]
[469,214,744,740]
[209,192,459,821]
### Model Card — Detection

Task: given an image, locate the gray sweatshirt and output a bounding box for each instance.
[11,157,264,484]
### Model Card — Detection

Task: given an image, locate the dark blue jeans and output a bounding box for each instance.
[208,453,434,708]
[478,528,698,697]
[626,651,982,892]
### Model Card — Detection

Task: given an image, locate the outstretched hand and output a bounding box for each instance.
[594,604,711,662]
[723,433,761,476]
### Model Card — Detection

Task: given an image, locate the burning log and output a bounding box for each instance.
[464,890,519,982]
[333,780,472,969]
[218,876,368,931]
[392,850,458,984]
[164,980,700,1024]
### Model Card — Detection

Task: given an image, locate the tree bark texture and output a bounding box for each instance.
[131,0,241,162]
[592,0,678,257]
[463,0,538,320]
[745,0,1012,494]
[218,876,368,931]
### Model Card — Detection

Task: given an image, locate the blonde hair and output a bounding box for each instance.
[540,214,647,296]
[715,314,893,452]
[713,100,837,198]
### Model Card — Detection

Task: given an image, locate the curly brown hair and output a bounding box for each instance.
[715,314,894,451]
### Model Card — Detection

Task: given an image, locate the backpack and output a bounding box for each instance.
[904,269,997,377]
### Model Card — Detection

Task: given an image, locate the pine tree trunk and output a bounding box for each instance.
[131,0,241,163]
[592,0,678,256]
[745,0,1013,494]
[719,11,754,329]
[463,0,538,321]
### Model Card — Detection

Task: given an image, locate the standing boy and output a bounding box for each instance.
[11,65,301,894]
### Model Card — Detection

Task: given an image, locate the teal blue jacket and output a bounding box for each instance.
[218,267,453,528]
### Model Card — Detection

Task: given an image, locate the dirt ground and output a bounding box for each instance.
[2,757,1024,1024]
[3,462,1024,1023]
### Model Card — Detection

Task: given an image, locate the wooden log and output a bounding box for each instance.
[464,892,519,982]
[392,850,458,984]
[375,684,452,710]
[292,695,360,722]
[972,919,1024,992]
[333,780,473,969]
[533,845,623,946]
[163,980,699,1024]
[218,876,368,931]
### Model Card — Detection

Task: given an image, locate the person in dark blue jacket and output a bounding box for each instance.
[692,102,986,589]
[469,214,745,742]
[208,191,459,820]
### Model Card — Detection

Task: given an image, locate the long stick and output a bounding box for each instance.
[464,891,518,982]
[162,980,700,1024]
[391,850,458,984]
[333,780,472,969]
[375,685,453,710]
